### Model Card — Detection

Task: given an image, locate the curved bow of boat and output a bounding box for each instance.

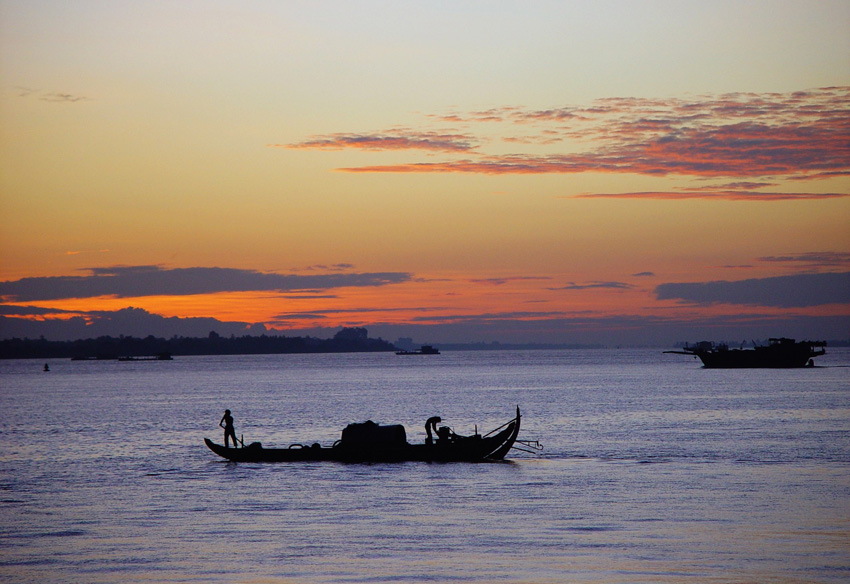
[482,406,521,460]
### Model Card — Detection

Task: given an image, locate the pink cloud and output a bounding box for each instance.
[570,190,847,201]
[307,87,850,184]
[279,130,477,152]
[339,117,849,178]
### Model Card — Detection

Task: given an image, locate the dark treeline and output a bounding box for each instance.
[0,327,396,359]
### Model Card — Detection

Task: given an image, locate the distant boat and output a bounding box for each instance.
[664,338,826,368]
[205,408,523,463]
[396,345,440,355]
[117,353,174,361]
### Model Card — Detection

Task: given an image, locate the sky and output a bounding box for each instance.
[1,0,849,346]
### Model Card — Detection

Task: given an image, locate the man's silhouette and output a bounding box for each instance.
[425,416,441,445]
[220,409,238,448]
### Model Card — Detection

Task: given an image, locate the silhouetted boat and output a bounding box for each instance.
[396,345,440,355]
[664,338,826,368]
[118,353,174,361]
[72,352,173,361]
[204,407,522,463]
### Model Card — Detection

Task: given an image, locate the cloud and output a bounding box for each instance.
[426,106,523,124]
[757,252,850,269]
[720,252,850,272]
[66,249,111,256]
[280,130,477,152]
[571,189,848,201]
[550,281,633,291]
[0,265,412,302]
[15,87,90,103]
[633,272,656,277]
[655,272,850,307]
[0,305,76,316]
[294,87,850,187]
[299,263,355,272]
[469,276,551,286]
[271,313,328,321]
[40,92,90,103]
[701,181,778,190]
[277,305,440,317]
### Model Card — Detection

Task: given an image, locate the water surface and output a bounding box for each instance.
[1,349,848,583]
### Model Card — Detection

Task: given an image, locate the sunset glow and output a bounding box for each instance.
[1,1,848,345]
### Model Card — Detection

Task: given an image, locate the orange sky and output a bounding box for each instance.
[1,2,849,345]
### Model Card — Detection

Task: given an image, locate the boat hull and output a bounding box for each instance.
[205,409,521,463]
[696,350,815,368]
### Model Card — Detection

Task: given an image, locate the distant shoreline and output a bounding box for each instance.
[2,332,846,360]
[0,327,396,360]
[0,336,604,359]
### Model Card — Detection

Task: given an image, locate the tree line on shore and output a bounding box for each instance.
[0,327,396,359]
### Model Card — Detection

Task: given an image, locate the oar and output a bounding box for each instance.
[510,439,543,454]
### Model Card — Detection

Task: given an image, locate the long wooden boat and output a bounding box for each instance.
[204,407,522,463]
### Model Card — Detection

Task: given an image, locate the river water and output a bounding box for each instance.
[1,348,848,583]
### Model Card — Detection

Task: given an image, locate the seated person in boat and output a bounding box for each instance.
[437,425,458,443]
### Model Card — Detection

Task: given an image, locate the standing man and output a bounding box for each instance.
[220,409,238,448]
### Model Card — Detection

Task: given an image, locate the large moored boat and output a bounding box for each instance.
[664,337,826,368]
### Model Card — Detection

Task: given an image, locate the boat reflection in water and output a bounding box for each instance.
[205,407,526,463]
[665,337,826,368]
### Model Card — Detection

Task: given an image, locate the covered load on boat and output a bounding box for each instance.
[340,421,407,447]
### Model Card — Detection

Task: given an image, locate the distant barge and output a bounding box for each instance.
[665,338,826,368]
[396,345,440,355]
[118,353,173,361]
[72,352,173,361]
